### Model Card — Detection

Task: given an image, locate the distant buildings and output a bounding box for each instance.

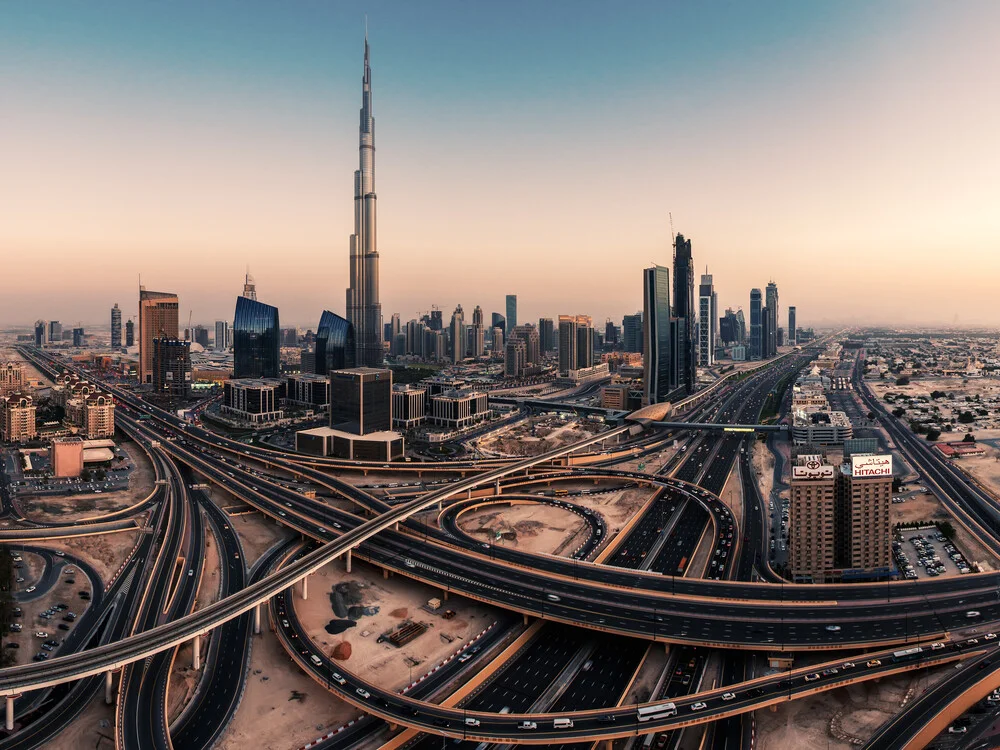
[491,313,505,340]
[449,305,466,363]
[233,281,280,379]
[505,295,517,331]
[538,317,555,353]
[0,393,36,442]
[72,327,85,347]
[139,288,179,384]
[698,271,716,367]
[622,313,643,354]
[749,288,763,361]
[125,319,135,347]
[643,265,671,405]
[672,233,696,392]
[558,315,594,375]
[49,321,63,344]
[215,320,230,351]
[193,325,210,348]
[0,363,25,397]
[788,306,797,346]
[34,321,45,348]
[151,337,191,398]
[766,281,779,358]
[111,304,122,348]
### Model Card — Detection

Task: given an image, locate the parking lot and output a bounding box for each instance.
[893,529,972,580]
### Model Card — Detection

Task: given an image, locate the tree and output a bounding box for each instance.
[926,429,941,441]
[938,521,955,539]
[958,411,976,424]
[963,433,976,443]
[896,376,910,386]
[867,411,877,420]
[892,407,906,418]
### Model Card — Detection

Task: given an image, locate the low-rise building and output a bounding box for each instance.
[222,378,285,423]
[791,410,854,445]
[429,390,490,430]
[51,437,85,478]
[285,373,330,410]
[295,426,404,461]
[392,385,427,429]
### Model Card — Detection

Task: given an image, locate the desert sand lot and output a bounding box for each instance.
[458,501,588,557]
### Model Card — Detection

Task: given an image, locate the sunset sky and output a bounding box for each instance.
[3,1,999,330]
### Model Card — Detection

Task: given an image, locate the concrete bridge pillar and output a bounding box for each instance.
[104,670,115,704]
[5,696,13,731]
[192,635,201,671]
[253,604,261,635]
[301,575,308,600]
[523,613,530,626]
[495,479,501,495]
[345,548,352,574]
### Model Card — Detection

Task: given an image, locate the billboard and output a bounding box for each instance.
[792,459,834,480]
[851,454,892,478]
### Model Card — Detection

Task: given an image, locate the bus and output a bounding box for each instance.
[637,702,677,722]
[891,647,923,662]
[553,489,569,497]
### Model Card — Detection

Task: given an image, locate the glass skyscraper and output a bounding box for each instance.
[749,288,763,360]
[233,296,280,378]
[315,310,356,375]
[643,265,671,405]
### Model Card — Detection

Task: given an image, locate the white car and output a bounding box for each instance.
[355,688,370,699]
[722,692,736,701]
[691,702,707,711]
[25,586,36,593]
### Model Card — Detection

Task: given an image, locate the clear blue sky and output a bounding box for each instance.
[3,1,999,329]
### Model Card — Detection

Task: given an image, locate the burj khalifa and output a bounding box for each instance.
[345,33,383,367]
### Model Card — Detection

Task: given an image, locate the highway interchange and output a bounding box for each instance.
[3,344,1000,747]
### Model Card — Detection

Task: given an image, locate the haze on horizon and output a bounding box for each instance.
[2,0,999,330]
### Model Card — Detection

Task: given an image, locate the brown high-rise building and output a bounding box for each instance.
[789,456,836,582]
[0,362,25,396]
[789,453,893,582]
[0,393,37,442]
[139,287,179,384]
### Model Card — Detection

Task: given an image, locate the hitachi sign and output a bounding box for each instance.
[851,454,893,478]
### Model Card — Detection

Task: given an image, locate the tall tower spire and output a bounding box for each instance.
[346,27,383,367]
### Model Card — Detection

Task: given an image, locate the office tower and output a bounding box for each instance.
[766,281,779,357]
[491,326,504,351]
[777,327,784,347]
[491,312,506,340]
[329,367,392,435]
[49,321,63,344]
[538,318,554,353]
[604,319,618,347]
[558,315,593,375]
[711,291,718,356]
[390,312,401,343]
[0,394,37,442]
[429,308,443,331]
[472,306,483,327]
[734,308,746,343]
[215,320,230,351]
[720,308,740,345]
[504,339,527,378]
[314,311,355,375]
[698,271,715,367]
[505,295,517,331]
[672,233,696,392]
[344,34,383,368]
[404,319,424,357]
[749,289,763,360]
[835,455,893,573]
[470,306,484,357]
[194,325,210,348]
[788,306,797,346]
[233,294,280,379]
[72,327,85,347]
[622,313,643,353]
[125,319,135,347]
[139,288,179,383]
[151,337,191,397]
[643,265,672,405]
[789,456,836,582]
[450,305,465,363]
[761,307,770,360]
[511,325,541,367]
[34,321,45,348]
[111,304,122,348]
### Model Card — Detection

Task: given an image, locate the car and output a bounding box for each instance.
[309,654,322,666]
[4,643,17,650]
[465,718,481,727]
[825,625,841,632]
[32,653,48,661]
[968,638,980,645]
[546,594,561,602]
[9,624,21,633]
[15,578,24,583]
[33,632,47,639]
[458,653,473,663]
[40,644,54,652]
[517,721,537,730]
[691,702,707,711]
[986,633,997,640]
[967,611,981,619]
[821,668,839,677]
[25,586,36,593]
[403,559,416,568]
[597,714,616,723]
[721,692,736,701]
[281,619,290,628]
[866,660,882,668]
[930,643,945,651]
[331,672,346,685]
[57,624,70,631]
[54,551,65,557]
[948,726,968,734]
[62,615,75,622]
[355,688,370,699]
[804,673,820,682]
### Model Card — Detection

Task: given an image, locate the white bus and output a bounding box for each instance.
[637,702,677,722]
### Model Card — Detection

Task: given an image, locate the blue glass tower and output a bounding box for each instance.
[315,310,356,375]
[233,296,280,378]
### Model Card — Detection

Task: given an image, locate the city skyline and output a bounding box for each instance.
[4,1,1000,327]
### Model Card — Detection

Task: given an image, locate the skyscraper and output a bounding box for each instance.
[450,305,465,363]
[766,281,779,357]
[215,320,230,351]
[698,271,715,367]
[505,295,517,331]
[33,321,45,348]
[788,306,797,346]
[470,306,485,357]
[672,234,696,392]
[139,288,179,383]
[622,313,643,353]
[749,288,763,361]
[125,319,135,347]
[510,325,541,367]
[558,315,592,375]
[345,33,383,368]
[110,304,122,349]
[233,293,280,379]
[538,318,554,353]
[49,321,62,344]
[491,313,506,339]
[643,265,671,405]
